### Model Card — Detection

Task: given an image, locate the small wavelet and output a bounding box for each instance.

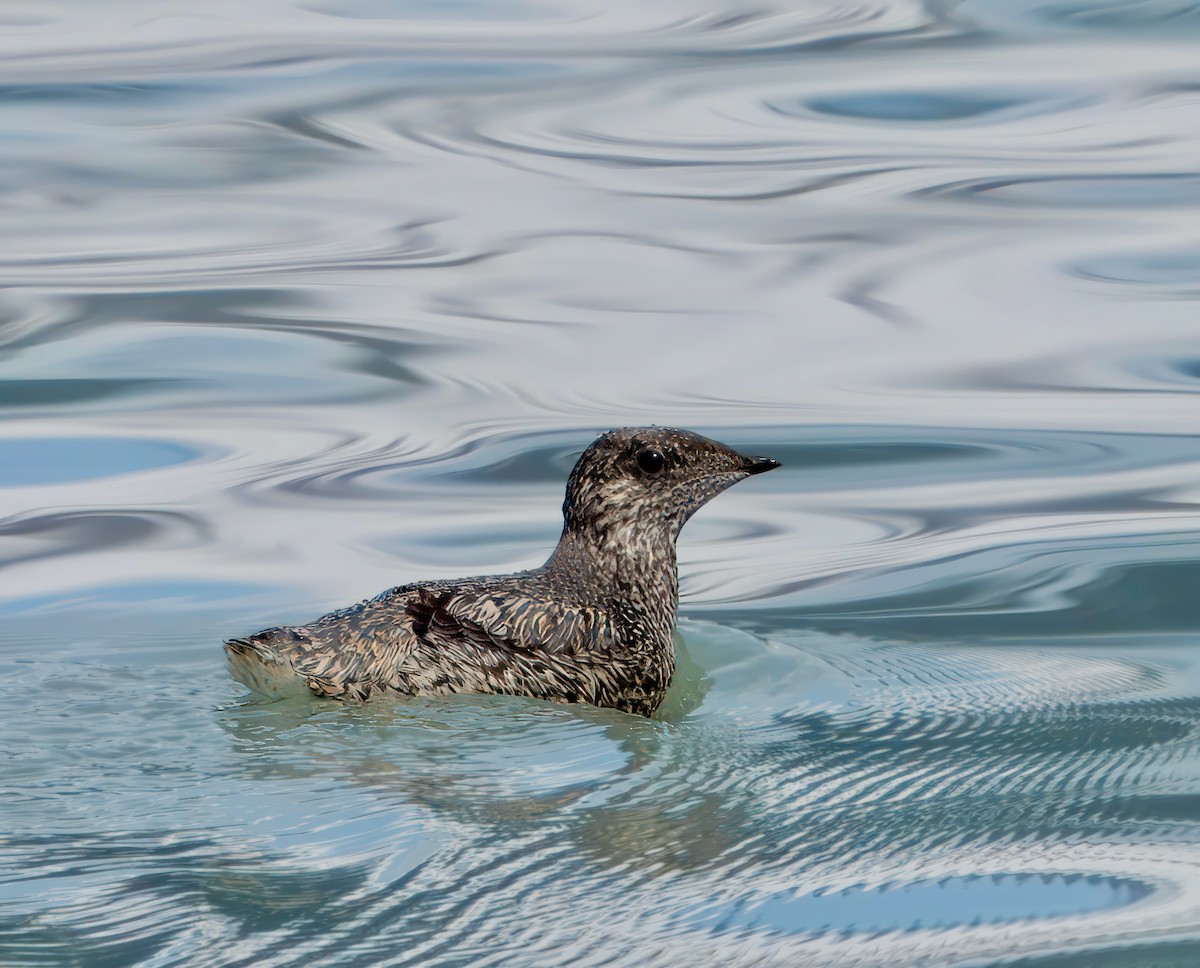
[803,91,1027,123]
[931,174,1200,208]
[1071,245,1200,296]
[965,0,1200,36]
[0,509,208,574]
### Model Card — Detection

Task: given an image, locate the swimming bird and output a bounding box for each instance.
[225,427,779,716]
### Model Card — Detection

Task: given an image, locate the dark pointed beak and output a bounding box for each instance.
[744,456,781,475]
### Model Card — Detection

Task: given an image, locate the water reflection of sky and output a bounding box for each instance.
[692,875,1151,935]
[0,437,196,487]
[3,0,1200,965]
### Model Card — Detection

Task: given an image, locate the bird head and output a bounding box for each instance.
[561,427,779,548]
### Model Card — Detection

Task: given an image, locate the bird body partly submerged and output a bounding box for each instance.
[226,427,778,716]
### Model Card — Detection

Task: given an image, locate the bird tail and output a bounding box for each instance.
[224,636,311,700]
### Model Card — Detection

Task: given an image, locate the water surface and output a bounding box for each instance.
[2,1,1200,966]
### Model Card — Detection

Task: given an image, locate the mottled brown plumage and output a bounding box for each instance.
[225,427,779,716]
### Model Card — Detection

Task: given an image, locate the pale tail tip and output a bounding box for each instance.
[224,637,309,701]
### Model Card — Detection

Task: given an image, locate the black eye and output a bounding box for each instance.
[637,449,664,474]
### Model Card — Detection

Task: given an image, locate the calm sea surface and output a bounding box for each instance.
[3,2,1200,966]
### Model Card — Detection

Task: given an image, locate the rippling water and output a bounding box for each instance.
[3,1,1200,965]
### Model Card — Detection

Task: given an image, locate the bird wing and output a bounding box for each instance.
[232,582,618,703]
[393,585,616,702]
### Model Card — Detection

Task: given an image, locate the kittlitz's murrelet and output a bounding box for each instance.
[225,427,779,716]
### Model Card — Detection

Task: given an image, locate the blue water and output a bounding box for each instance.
[3,1,1200,966]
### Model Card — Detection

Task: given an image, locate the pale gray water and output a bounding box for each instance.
[2,1,1200,966]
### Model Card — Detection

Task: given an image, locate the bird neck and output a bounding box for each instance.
[544,525,679,616]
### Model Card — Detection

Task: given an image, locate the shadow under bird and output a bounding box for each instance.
[226,427,780,716]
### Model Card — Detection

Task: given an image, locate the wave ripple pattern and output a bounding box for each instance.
[3,1,1200,966]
